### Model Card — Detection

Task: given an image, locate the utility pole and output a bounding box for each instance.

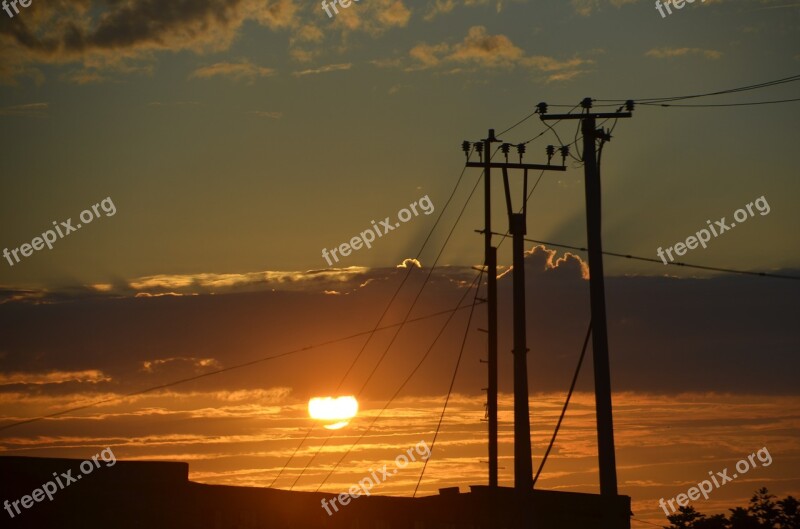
[463,133,566,492]
[463,130,501,487]
[540,98,632,497]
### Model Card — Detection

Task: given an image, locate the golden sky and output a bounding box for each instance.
[1,1,799,527]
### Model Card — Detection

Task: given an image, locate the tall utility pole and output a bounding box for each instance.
[502,163,534,493]
[483,131,500,488]
[464,133,565,492]
[540,98,632,497]
[463,129,502,487]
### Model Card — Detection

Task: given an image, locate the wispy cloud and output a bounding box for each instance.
[292,63,352,76]
[0,102,49,117]
[645,47,723,60]
[142,357,221,374]
[572,0,640,16]
[423,0,508,21]
[0,370,110,386]
[408,26,592,79]
[190,60,275,83]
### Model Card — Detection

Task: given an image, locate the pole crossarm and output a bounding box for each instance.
[466,162,566,171]
[540,112,632,120]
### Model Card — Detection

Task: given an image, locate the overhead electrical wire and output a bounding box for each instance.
[413,267,484,497]
[484,232,800,281]
[0,300,484,434]
[640,97,800,108]
[314,271,484,492]
[594,74,800,104]
[532,322,591,486]
[8,74,798,497]
[277,147,483,488]
[292,148,501,489]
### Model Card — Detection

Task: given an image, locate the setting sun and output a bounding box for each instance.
[308,396,358,430]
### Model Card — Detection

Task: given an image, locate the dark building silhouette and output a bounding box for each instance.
[1,456,630,528]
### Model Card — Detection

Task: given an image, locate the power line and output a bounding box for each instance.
[292,149,499,489]
[334,149,476,393]
[520,104,581,146]
[594,74,800,104]
[0,300,484,433]
[314,271,484,492]
[413,268,483,497]
[498,109,539,136]
[354,147,497,398]
[484,231,800,281]
[532,321,591,487]
[640,97,800,108]
[268,426,313,488]
[278,147,481,487]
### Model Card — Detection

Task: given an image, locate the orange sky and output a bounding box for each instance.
[2,2,799,526]
[1,389,797,527]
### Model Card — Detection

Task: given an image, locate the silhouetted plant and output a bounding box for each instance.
[665,489,799,529]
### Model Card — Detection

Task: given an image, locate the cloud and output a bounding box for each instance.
[61,71,109,85]
[0,0,414,82]
[423,0,508,21]
[190,60,275,82]
[377,0,412,27]
[545,70,587,83]
[408,26,592,78]
[0,370,110,386]
[292,63,352,76]
[294,24,324,43]
[0,102,48,117]
[409,43,451,68]
[424,0,459,20]
[397,258,423,269]
[248,0,298,29]
[0,0,295,83]
[571,0,639,16]
[142,357,221,374]
[448,26,525,67]
[94,267,374,298]
[645,47,723,60]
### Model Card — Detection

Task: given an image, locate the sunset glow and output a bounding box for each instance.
[308,396,359,430]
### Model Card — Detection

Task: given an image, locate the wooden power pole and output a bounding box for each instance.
[464,131,565,491]
[540,98,632,496]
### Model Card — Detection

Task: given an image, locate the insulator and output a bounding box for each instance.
[462,141,471,154]
[536,102,548,115]
[559,146,569,164]
[516,143,526,162]
[546,145,555,158]
[581,97,592,110]
[500,143,512,162]
[625,99,635,112]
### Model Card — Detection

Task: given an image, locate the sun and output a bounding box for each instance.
[308,396,358,430]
